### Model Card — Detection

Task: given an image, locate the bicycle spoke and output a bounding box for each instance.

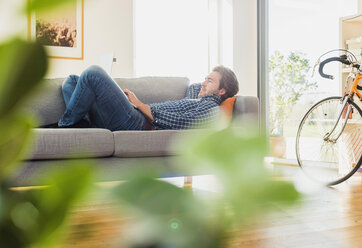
[296,97,362,185]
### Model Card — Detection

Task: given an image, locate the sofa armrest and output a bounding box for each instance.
[233,96,259,122]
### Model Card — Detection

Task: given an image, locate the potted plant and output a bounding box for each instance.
[269,50,317,157]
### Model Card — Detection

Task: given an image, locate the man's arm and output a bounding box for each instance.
[123,89,154,121]
[150,102,220,129]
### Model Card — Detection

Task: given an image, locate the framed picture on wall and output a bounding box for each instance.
[28,0,84,60]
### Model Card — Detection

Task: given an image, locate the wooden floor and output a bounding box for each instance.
[62,166,362,248]
[231,165,362,248]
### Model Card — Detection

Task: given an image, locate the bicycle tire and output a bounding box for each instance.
[296,96,362,186]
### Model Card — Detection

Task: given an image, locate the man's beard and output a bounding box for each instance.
[198,88,206,98]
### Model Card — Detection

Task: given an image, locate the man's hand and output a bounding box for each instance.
[123,89,142,108]
[123,89,154,121]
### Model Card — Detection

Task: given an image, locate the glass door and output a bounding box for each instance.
[268,0,357,160]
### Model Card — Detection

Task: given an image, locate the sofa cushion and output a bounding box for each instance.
[113,130,196,157]
[114,77,190,104]
[25,79,66,126]
[27,128,114,160]
[220,96,236,122]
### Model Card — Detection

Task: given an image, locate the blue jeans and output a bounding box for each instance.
[59,65,146,131]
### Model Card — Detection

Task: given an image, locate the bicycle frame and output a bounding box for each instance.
[351,73,362,99]
[323,72,362,142]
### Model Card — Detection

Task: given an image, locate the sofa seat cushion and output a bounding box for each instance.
[28,128,114,160]
[113,130,196,157]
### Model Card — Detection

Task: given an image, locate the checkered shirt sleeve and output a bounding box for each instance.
[185,83,202,99]
[149,94,221,130]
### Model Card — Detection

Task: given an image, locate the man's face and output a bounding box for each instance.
[198,71,226,98]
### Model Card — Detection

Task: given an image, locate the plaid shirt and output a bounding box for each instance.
[149,83,221,129]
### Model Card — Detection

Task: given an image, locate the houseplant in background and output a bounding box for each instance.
[269,50,317,157]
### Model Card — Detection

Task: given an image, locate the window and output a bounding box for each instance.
[134,0,233,83]
[268,0,357,159]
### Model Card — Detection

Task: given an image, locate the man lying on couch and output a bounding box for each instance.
[44,65,239,131]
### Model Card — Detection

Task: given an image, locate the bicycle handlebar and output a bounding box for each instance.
[319,56,351,80]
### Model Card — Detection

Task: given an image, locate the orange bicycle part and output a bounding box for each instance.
[351,73,362,98]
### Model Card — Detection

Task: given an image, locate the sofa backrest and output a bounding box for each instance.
[26,79,66,126]
[26,76,190,126]
[114,77,190,104]
[234,96,259,120]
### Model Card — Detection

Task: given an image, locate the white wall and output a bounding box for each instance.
[47,0,134,78]
[0,0,259,91]
[0,0,134,79]
[0,0,28,41]
[233,0,258,97]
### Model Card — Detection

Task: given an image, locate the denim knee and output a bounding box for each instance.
[81,65,111,87]
[62,75,78,97]
[83,65,107,77]
[62,75,78,89]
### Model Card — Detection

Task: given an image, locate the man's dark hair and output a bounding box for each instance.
[213,65,239,101]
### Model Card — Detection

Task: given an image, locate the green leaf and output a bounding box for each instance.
[176,126,267,177]
[113,175,197,216]
[112,174,224,248]
[0,113,36,181]
[174,125,300,224]
[110,125,301,247]
[33,163,93,246]
[0,39,47,118]
[25,0,79,14]
[0,162,93,248]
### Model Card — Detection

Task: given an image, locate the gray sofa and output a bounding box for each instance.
[12,76,259,186]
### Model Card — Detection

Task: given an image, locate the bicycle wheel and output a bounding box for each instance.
[296,96,362,186]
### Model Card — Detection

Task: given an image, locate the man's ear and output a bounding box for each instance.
[218,88,226,97]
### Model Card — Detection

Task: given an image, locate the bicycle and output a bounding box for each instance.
[296,50,362,186]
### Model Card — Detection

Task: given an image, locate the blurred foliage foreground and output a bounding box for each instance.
[0,38,300,247]
[0,1,300,247]
[113,126,301,248]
